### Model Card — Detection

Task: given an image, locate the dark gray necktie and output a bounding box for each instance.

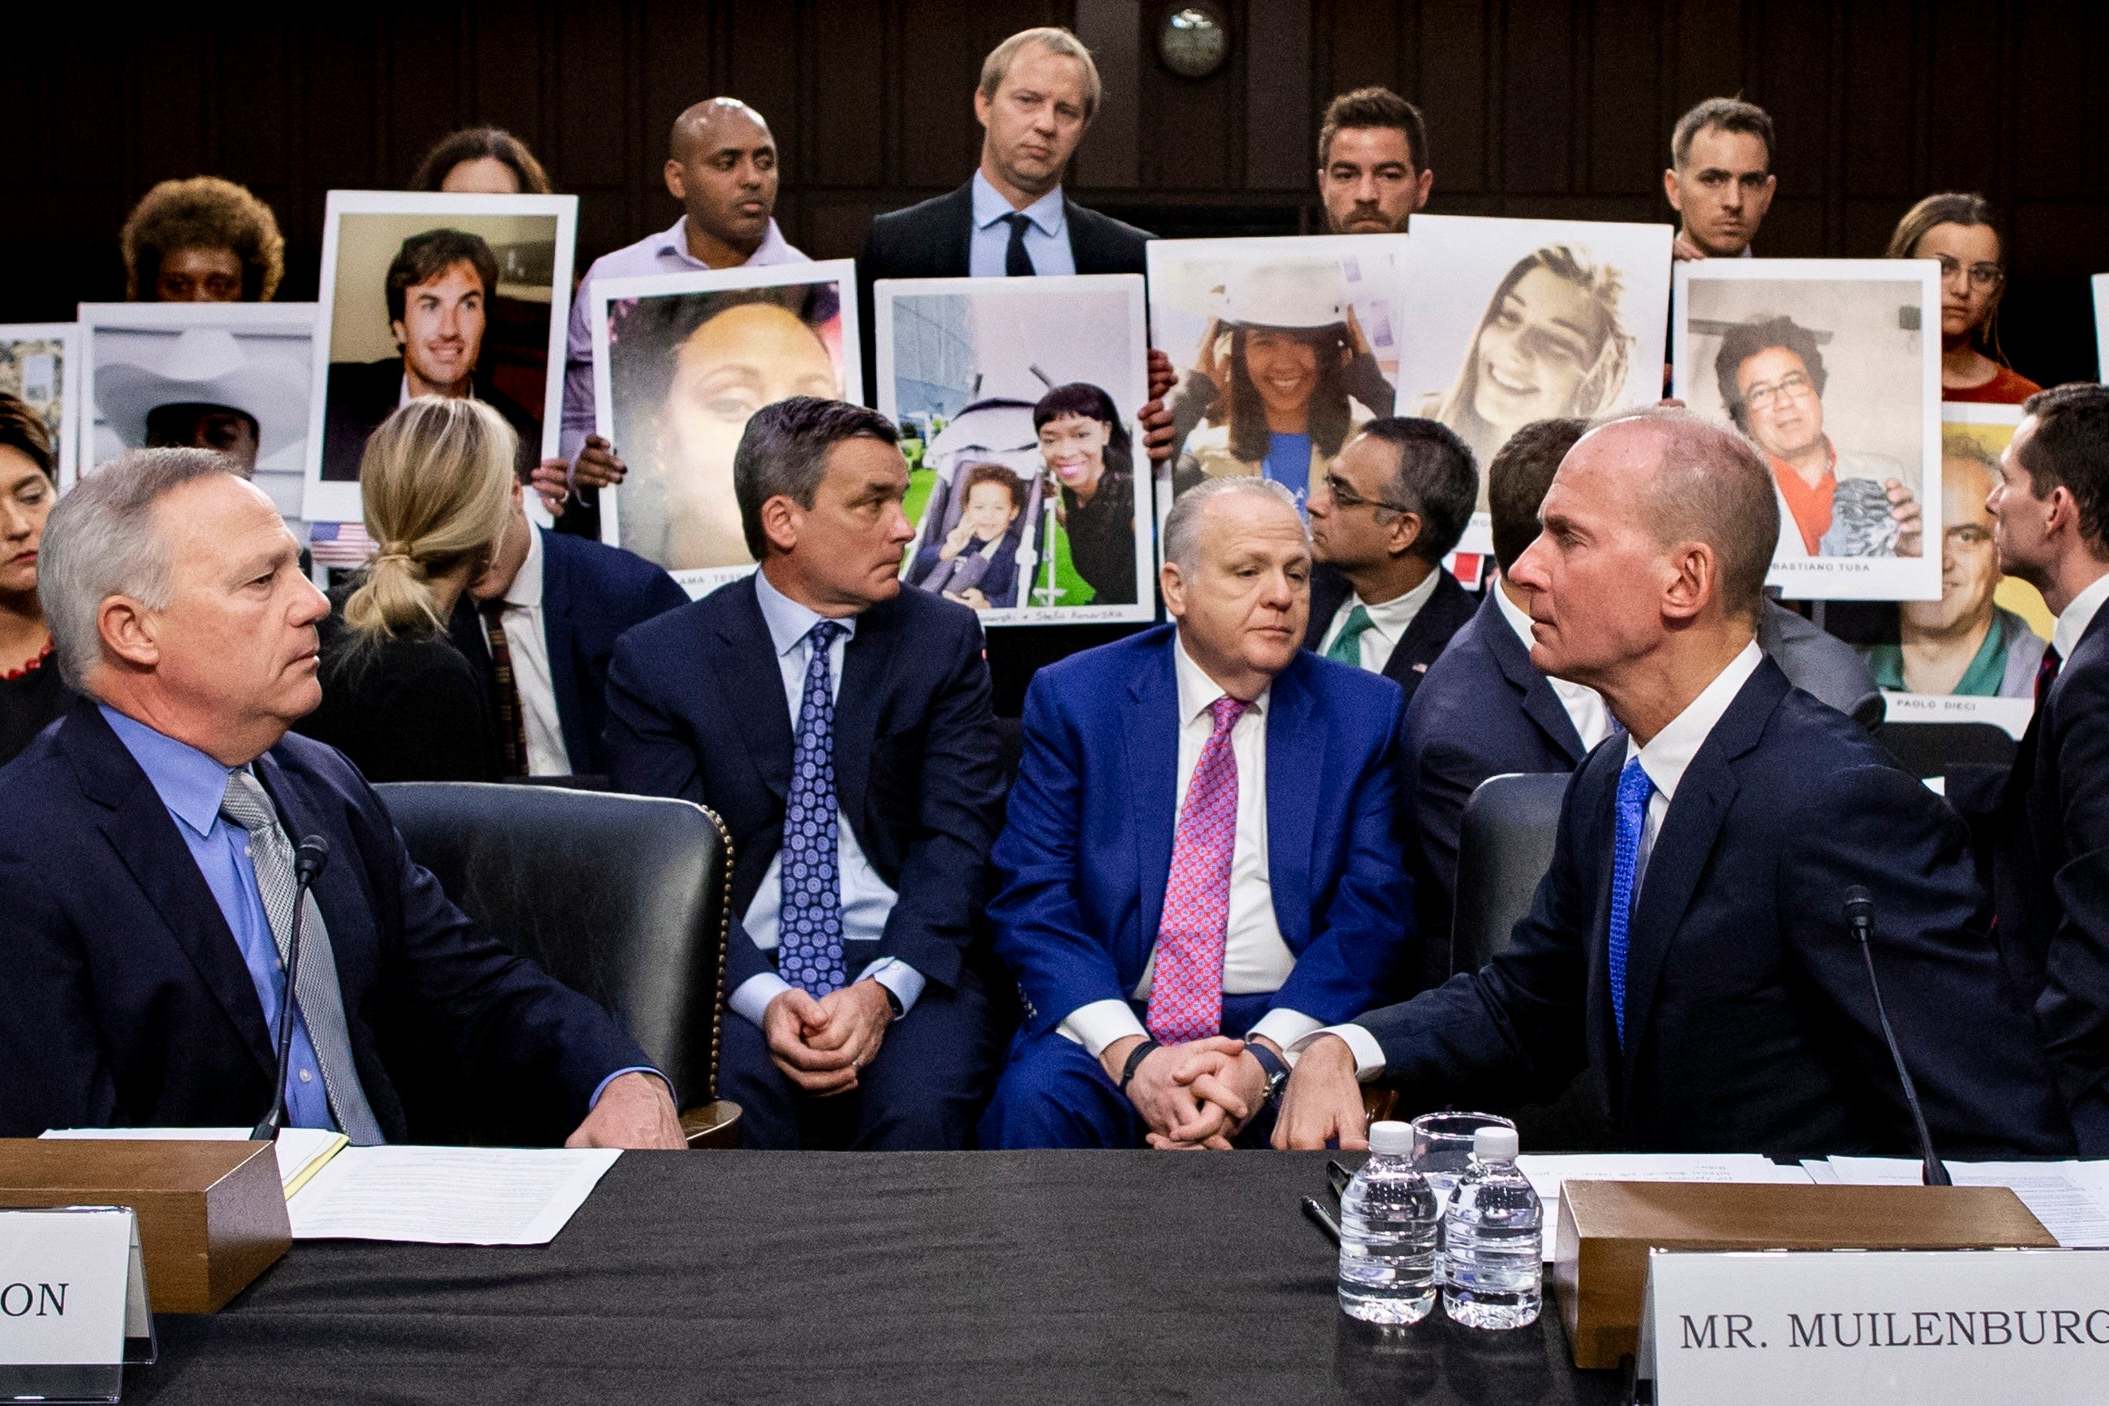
[219,770,386,1145]
[1002,213,1036,277]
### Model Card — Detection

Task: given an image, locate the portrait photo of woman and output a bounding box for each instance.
[1034,381,1136,606]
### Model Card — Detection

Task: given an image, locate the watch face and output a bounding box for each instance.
[1159,6,1229,80]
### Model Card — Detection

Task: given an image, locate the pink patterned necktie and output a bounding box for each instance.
[1145,695,1249,1044]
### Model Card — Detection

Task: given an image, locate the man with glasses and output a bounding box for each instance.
[1303,418,1479,708]
[1715,315,1922,559]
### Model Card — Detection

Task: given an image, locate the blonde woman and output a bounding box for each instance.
[294,397,513,780]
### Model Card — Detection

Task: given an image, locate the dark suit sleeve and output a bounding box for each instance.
[2028,667,2109,1139]
[1406,723,1487,928]
[0,856,114,1136]
[1272,692,1416,1024]
[876,610,1005,993]
[603,630,705,804]
[641,569,689,618]
[381,651,501,782]
[1780,764,2071,1157]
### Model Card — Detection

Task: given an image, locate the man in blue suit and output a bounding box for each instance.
[981,475,1414,1150]
[0,450,681,1147]
[1277,410,2068,1160]
[605,398,1007,1149]
[448,480,687,778]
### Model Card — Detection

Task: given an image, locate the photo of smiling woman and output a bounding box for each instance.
[594,263,856,594]
[1035,382,1136,606]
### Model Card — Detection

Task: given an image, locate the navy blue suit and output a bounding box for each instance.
[1361,658,2071,1160]
[982,626,1415,1147]
[1304,565,1478,711]
[0,700,652,1144]
[603,575,1007,1148]
[448,527,686,777]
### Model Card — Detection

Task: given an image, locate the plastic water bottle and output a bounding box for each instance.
[1337,1120,1440,1326]
[1441,1125,1543,1330]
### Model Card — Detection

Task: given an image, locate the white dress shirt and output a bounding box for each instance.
[1308,639,1764,1078]
[1060,637,1317,1057]
[1315,569,1440,673]
[485,524,571,778]
[1492,582,1613,750]
[2053,572,2109,662]
[968,171,1076,278]
[726,570,920,1028]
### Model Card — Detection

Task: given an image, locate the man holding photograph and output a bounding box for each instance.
[1316,87,1434,236]
[321,228,537,481]
[1665,98,1777,262]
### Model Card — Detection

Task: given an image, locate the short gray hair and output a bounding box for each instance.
[39,448,237,691]
[979,26,1102,121]
[732,396,899,559]
[1162,475,1307,574]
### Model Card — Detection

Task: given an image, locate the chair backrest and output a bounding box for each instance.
[1452,772,1570,973]
[374,782,732,1108]
[1873,720,2017,779]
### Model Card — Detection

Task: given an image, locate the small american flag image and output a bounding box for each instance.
[308,521,375,568]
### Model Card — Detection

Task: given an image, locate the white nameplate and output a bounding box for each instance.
[0,1209,132,1367]
[1641,1248,2109,1404]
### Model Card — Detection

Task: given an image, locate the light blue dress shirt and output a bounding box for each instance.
[101,706,339,1130]
[727,571,925,1028]
[968,171,1076,278]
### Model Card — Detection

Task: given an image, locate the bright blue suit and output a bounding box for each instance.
[981,625,1415,1147]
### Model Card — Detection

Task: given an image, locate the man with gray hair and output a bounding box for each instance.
[1276,409,2070,1160]
[605,397,1008,1150]
[981,474,1415,1148]
[0,449,683,1147]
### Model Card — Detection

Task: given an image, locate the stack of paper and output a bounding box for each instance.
[44,1125,348,1196]
[1813,1156,2109,1249]
[1515,1153,1814,1260]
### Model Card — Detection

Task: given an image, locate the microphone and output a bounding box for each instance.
[251,836,332,1142]
[1843,885,1951,1187]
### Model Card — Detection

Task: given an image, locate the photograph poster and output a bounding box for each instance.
[877,274,1151,625]
[0,323,78,485]
[1675,258,1942,601]
[591,260,859,598]
[303,190,576,524]
[2095,272,2107,381]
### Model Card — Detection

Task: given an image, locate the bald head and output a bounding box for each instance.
[665,99,780,262]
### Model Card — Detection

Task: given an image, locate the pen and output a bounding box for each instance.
[1301,1194,1342,1247]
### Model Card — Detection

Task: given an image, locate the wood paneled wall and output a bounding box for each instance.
[12,1,2107,381]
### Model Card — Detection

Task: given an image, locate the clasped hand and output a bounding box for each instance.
[761,981,894,1096]
[1102,1034,1270,1151]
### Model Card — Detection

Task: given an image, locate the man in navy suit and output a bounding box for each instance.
[1303,417,1479,712]
[447,479,687,778]
[981,475,1414,1150]
[605,398,1007,1149]
[0,449,680,1147]
[1277,410,2068,1159]
[1983,383,2109,1151]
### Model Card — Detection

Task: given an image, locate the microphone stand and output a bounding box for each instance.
[1845,885,1951,1187]
[251,837,331,1141]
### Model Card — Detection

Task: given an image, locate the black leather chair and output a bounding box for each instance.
[1450,771,1616,1152]
[375,781,740,1146]
[1872,719,2017,779]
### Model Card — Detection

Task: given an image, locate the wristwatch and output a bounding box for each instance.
[1246,1041,1292,1107]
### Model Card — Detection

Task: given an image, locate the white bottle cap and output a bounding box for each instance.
[1368,1120,1414,1156]
[1473,1125,1520,1161]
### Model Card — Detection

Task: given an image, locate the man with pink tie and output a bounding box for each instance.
[979,476,1414,1149]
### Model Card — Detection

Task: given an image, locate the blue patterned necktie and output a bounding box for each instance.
[778,619,849,997]
[1607,757,1654,1047]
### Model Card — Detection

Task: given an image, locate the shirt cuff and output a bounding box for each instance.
[1059,999,1149,1058]
[857,957,925,1017]
[730,972,794,1029]
[1247,1008,1322,1054]
[590,1066,673,1109]
[1291,1024,1386,1081]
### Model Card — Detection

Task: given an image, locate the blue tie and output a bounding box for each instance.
[1607,757,1654,1046]
[778,619,848,997]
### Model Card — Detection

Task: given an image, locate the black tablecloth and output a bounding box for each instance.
[132,1151,1622,1404]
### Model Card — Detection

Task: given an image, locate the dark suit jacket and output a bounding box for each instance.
[603,575,1006,995]
[1401,592,1590,982]
[990,626,1416,1034]
[321,358,539,484]
[296,620,500,783]
[448,528,687,777]
[1363,657,2071,1161]
[0,700,650,1143]
[1992,606,2109,1150]
[1304,565,1477,711]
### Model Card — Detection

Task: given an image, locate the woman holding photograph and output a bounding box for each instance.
[409,127,557,196]
[1035,382,1137,606]
[609,284,842,573]
[295,398,510,783]
[1427,245,1634,488]
[1172,261,1372,507]
[0,395,68,767]
[1884,193,2040,405]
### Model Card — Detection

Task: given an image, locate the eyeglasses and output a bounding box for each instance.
[1933,254,2004,291]
[1319,474,1417,516]
[1739,370,1816,413]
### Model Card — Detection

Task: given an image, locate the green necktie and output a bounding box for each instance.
[1325,604,1376,666]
